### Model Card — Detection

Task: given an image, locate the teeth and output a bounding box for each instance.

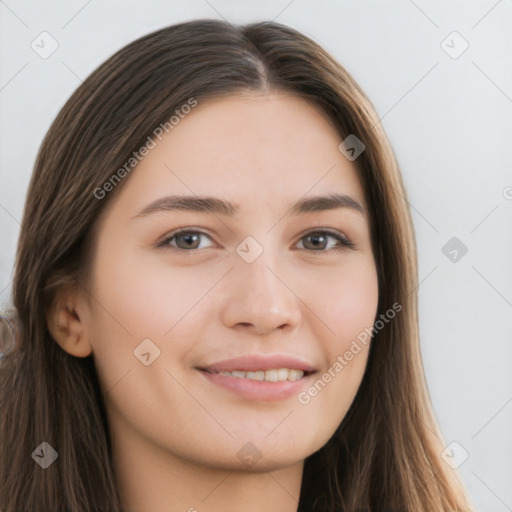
[266,369,278,382]
[288,369,301,381]
[246,371,265,381]
[276,368,288,381]
[216,368,305,382]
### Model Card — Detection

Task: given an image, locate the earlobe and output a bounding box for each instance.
[46,293,93,358]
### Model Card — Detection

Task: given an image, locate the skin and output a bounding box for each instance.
[49,91,379,512]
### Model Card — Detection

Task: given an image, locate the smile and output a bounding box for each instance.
[206,368,305,382]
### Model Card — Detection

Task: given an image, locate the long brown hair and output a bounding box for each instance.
[0,19,473,511]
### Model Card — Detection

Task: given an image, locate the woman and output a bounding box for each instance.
[0,19,473,512]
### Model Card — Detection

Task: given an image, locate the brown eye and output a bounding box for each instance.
[174,233,201,249]
[158,230,214,250]
[297,231,354,253]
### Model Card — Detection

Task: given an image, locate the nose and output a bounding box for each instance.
[218,251,302,337]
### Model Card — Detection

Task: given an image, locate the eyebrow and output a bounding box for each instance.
[131,193,365,220]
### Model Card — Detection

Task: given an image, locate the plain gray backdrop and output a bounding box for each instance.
[1,1,511,510]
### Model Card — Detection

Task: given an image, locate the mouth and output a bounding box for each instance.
[196,354,316,401]
[200,368,311,382]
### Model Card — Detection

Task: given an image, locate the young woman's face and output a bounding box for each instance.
[82,92,379,472]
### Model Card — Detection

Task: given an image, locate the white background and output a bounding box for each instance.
[1,1,511,510]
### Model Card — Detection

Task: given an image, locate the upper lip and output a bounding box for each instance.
[198,354,316,374]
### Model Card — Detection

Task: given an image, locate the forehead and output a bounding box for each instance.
[110,91,367,217]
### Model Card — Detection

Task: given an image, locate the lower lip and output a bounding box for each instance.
[199,370,312,401]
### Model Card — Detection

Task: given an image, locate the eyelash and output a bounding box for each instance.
[156,228,355,254]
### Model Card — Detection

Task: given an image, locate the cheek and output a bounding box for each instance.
[295,257,378,426]
[85,245,223,389]
[314,255,379,343]
[89,243,217,339]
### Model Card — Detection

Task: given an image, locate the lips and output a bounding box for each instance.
[197,354,317,401]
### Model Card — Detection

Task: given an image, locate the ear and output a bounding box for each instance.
[46,288,92,358]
